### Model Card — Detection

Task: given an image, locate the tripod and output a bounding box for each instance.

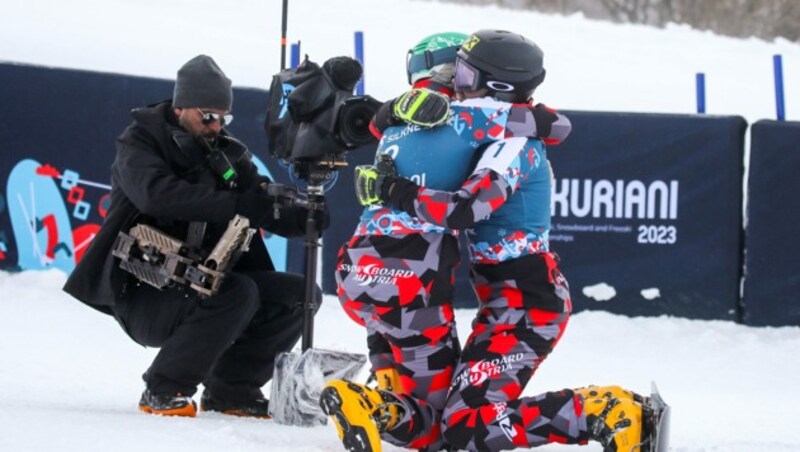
[299,181,325,351]
[269,162,366,426]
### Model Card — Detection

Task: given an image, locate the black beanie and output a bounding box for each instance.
[172,55,233,111]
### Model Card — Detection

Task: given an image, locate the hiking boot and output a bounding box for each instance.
[575,385,645,404]
[200,389,271,418]
[138,389,197,417]
[584,397,643,452]
[319,379,405,452]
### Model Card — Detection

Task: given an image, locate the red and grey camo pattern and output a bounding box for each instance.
[440,252,591,450]
[335,232,462,450]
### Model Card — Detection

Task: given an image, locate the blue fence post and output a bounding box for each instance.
[290,42,301,69]
[773,54,785,121]
[354,31,365,95]
[696,72,706,114]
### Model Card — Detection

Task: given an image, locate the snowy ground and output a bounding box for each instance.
[2,270,799,451]
[2,0,800,450]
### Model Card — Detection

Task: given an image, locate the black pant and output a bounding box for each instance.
[113,270,319,399]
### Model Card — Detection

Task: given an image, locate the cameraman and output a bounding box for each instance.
[63,55,327,418]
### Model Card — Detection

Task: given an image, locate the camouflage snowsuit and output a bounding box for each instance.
[336,98,584,450]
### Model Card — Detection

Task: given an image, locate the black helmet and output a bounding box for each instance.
[454,30,546,102]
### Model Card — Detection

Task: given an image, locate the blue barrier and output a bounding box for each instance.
[0,63,761,324]
[696,72,706,114]
[773,55,785,121]
[291,42,301,69]
[742,120,800,326]
[320,111,748,320]
[354,31,365,96]
[547,111,747,320]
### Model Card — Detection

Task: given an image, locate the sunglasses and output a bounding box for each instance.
[197,108,234,127]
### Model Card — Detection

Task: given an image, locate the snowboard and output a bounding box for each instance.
[269,348,366,426]
[641,381,670,452]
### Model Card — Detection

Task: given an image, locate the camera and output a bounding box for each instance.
[265,55,381,182]
[337,95,383,149]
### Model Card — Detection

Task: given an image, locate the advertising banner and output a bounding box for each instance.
[321,111,749,318]
[548,111,747,320]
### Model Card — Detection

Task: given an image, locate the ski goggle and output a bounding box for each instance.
[197,108,234,127]
[453,57,480,91]
[453,57,516,94]
[406,46,459,84]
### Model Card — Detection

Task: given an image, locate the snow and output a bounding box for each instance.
[640,288,661,300]
[581,282,617,302]
[2,270,799,451]
[2,0,800,451]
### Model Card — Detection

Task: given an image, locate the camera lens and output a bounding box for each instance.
[337,95,382,148]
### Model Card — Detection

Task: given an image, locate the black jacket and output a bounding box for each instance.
[64,101,303,314]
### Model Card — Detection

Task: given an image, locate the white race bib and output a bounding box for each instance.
[474,137,527,175]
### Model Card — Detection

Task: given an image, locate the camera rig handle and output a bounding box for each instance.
[112,216,255,298]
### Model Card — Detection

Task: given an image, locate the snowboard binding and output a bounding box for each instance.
[640,382,671,452]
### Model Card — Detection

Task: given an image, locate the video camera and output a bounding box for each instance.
[265,55,381,184]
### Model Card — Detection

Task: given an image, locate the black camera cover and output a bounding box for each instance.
[264,55,380,162]
[265,57,324,159]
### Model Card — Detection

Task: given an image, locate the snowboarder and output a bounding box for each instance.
[325,30,657,452]
[322,31,583,451]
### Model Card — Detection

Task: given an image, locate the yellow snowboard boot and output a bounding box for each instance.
[374,368,403,393]
[583,397,643,452]
[575,385,641,403]
[319,379,404,452]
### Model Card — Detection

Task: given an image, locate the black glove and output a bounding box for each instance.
[265,182,299,204]
[301,202,331,233]
[376,154,399,202]
[235,188,273,227]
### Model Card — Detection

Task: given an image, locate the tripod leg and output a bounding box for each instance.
[301,192,324,351]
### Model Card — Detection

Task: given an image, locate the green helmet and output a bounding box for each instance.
[406,32,469,85]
